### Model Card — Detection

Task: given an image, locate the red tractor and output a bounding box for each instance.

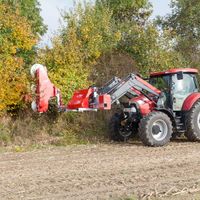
[31,64,200,147]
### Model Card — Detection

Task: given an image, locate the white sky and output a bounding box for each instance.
[38,0,171,47]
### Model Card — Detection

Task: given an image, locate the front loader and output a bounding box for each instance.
[30,64,200,147]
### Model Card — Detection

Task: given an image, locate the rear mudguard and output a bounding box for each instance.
[182,93,200,111]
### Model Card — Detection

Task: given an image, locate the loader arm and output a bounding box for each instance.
[98,76,139,99]
[99,73,160,104]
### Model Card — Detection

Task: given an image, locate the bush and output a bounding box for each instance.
[0,123,11,146]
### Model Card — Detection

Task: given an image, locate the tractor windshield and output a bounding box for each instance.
[149,75,170,91]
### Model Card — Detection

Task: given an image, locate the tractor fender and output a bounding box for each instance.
[182,93,200,111]
[154,108,176,127]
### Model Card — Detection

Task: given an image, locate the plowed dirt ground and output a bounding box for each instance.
[1,140,200,200]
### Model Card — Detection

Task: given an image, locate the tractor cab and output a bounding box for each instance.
[149,68,199,111]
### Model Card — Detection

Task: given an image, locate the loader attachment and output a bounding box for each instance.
[31,64,60,113]
[67,88,94,110]
[67,88,111,111]
[30,64,111,113]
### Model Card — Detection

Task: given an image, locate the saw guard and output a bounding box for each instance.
[36,69,58,112]
[67,88,94,110]
[31,64,59,112]
[67,89,111,110]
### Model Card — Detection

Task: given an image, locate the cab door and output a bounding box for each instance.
[172,73,198,111]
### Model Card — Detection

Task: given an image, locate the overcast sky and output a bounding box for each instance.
[38,0,171,47]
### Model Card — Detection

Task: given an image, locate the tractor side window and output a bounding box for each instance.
[172,73,198,111]
[172,74,198,95]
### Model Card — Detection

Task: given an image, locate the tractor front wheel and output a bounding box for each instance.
[185,101,200,141]
[109,113,134,142]
[139,112,172,147]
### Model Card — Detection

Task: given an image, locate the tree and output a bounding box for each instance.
[118,23,186,75]
[98,0,186,75]
[158,0,200,67]
[0,0,47,37]
[38,2,120,102]
[0,0,47,65]
[0,4,37,112]
[39,0,186,104]
[96,0,152,25]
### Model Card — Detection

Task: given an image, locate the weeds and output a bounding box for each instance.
[0,122,11,146]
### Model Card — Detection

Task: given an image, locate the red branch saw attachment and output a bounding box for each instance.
[30,64,111,113]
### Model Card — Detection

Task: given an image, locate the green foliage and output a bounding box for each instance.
[97,0,152,24]
[39,2,120,102]
[99,0,186,75]
[157,0,200,67]
[118,23,186,75]
[0,0,47,65]
[0,123,11,145]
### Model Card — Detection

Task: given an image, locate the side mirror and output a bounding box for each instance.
[177,72,183,80]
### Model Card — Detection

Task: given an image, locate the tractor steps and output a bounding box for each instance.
[175,115,185,133]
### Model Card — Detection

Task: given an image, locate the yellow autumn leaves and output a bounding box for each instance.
[0,4,37,112]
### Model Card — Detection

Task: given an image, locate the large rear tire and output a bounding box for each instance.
[139,111,172,147]
[185,101,200,141]
[109,113,134,142]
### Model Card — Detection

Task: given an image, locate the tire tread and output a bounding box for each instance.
[139,111,173,147]
[185,101,200,141]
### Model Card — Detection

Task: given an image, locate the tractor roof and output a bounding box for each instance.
[150,68,198,77]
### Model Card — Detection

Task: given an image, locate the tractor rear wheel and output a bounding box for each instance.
[185,101,200,141]
[139,111,172,147]
[109,113,134,142]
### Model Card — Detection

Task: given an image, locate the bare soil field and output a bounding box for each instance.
[1,140,200,200]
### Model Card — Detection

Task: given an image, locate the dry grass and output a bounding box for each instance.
[0,109,112,149]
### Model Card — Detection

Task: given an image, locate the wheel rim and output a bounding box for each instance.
[197,112,200,130]
[151,119,168,141]
[119,125,132,137]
